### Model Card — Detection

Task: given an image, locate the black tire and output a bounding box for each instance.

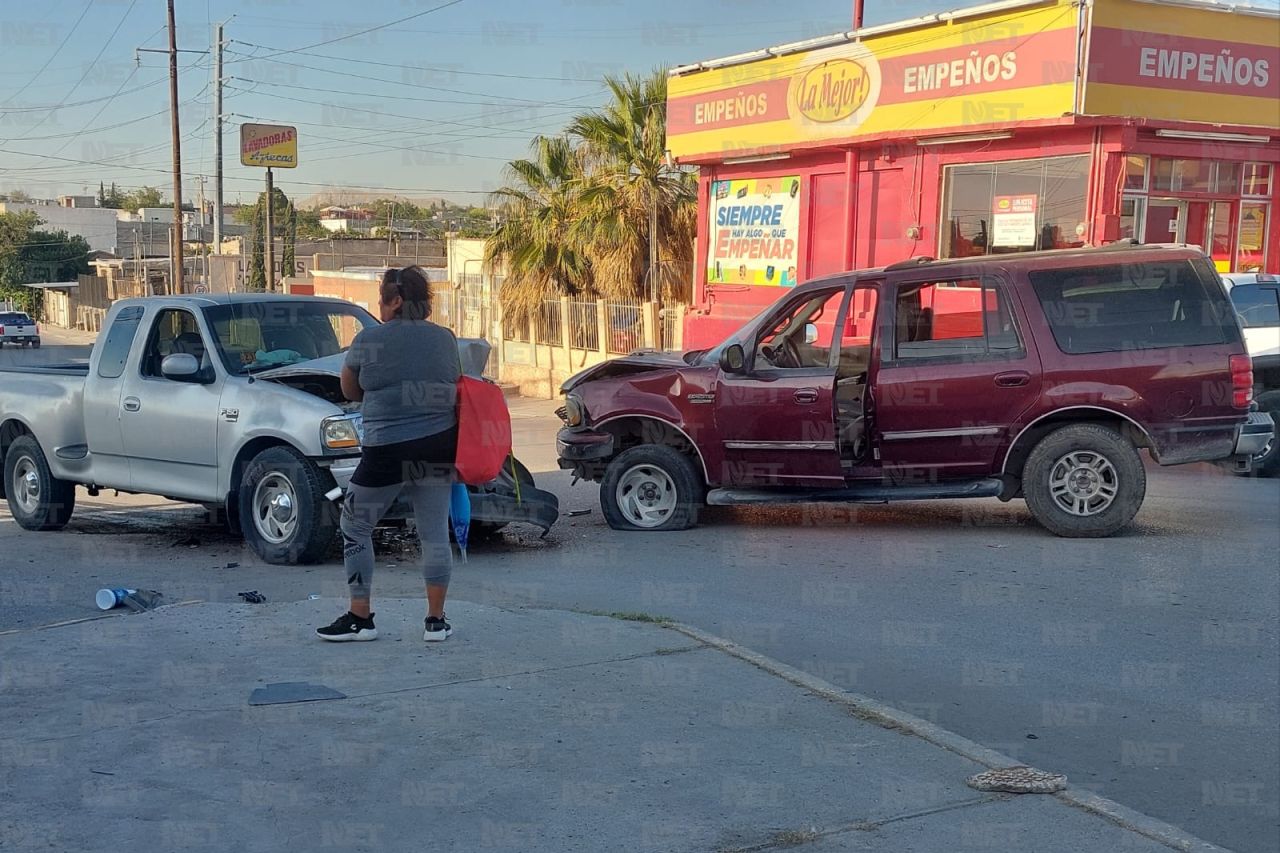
[238,445,337,564]
[4,435,76,531]
[600,444,704,532]
[31,340,40,348]
[1022,424,1145,538]
[1238,392,1280,478]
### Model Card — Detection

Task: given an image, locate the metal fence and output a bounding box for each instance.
[567,299,600,351]
[535,299,563,346]
[605,299,643,354]
[660,307,682,352]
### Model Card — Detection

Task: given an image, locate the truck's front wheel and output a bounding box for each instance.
[239,446,337,564]
[1023,424,1145,538]
[600,445,703,531]
[4,435,76,531]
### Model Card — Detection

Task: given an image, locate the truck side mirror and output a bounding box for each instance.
[719,343,746,375]
[161,353,205,383]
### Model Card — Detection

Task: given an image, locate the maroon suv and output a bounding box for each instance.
[556,244,1273,537]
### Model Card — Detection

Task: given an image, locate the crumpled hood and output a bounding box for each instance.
[254,337,493,382]
[561,350,690,392]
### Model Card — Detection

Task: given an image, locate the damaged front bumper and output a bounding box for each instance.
[321,455,560,535]
[556,427,614,468]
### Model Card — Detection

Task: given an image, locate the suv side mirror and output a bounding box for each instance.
[719,343,746,374]
[161,353,206,383]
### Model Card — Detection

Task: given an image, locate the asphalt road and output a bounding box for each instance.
[2,327,1277,851]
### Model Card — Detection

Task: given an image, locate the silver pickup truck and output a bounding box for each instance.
[0,294,557,564]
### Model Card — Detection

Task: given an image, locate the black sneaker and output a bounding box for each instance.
[316,611,378,642]
[423,615,452,642]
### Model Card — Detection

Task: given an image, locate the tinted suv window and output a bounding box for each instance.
[1230,284,1280,328]
[0,313,32,325]
[893,278,1023,360]
[1029,260,1231,354]
[97,307,144,379]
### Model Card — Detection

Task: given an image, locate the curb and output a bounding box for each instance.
[665,621,1233,853]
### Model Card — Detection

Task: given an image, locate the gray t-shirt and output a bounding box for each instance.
[344,319,460,446]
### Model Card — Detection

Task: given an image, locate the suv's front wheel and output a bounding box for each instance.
[1023,424,1145,538]
[600,445,704,531]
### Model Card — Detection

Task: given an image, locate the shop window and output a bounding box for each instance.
[1124,156,1148,192]
[940,156,1088,259]
[1119,196,1146,240]
[1243,163,1272,197]
[893,279,1022,360]
[1237,202,1269,273]
[1214,162,1242,194]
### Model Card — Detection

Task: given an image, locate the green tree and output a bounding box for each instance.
[282,203,297,278]
[295,207,328,240]
[485,135,592,318]
[568,71,697,302]
[0,211,91,315]
[249,205,266,292]
[120,186,164,210]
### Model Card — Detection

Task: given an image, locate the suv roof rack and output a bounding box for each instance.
[883,256,936,271]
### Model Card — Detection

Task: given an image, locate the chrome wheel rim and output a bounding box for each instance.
[13,456,40,515]
[615,464,678,528]
[253,472,298,544]
[1049,451,1119,517]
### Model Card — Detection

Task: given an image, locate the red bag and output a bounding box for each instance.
[454,375,512,484]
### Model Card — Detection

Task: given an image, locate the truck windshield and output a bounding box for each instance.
[202,301,376,375]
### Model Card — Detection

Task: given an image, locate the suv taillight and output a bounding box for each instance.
[1230,354,1254,409]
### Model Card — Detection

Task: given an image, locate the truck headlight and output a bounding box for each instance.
[322,417,361,449]
[564,395,585,427]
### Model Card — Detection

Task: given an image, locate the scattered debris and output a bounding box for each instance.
[89,770,115,777]
[308,594,321,600]
[566,509,592,517]
[237,590,266,604]
[121,590,164,612]
[987,544,1009,549]
[95,587,136,611]
[248,682,346,706]
[225,562,240,569]
[1025,733,1039,739]
[966,766,1067,794]
[171,535,201,548]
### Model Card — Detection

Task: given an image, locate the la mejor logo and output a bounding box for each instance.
[788,45,881,134]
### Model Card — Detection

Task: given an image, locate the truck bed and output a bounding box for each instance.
[0,363,90,375]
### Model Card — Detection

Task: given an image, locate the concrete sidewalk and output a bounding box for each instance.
[0,599,1222,852]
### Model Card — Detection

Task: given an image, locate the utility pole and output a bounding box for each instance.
[264,168,274,292]
[212,21,224,254]
[167,0,184,295]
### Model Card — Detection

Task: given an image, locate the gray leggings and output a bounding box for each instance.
[341,478,453,600]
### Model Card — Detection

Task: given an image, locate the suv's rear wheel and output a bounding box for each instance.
[1023,424,1145,538]
[238,446,337,564]
[600,445,703,531]
[4,435,76,530]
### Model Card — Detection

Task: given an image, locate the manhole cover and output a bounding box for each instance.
[966,766,1067,794]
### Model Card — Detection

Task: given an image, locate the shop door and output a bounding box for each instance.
[1145,198,1185,243]
[856,168,915,268]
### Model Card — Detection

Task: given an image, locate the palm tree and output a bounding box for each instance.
[568,71,697,302]
[485,135,592,318]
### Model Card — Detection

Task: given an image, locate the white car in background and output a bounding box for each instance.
[1224,272,1280,476]
[0,311,40,348]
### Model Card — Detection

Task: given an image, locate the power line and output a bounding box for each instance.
[223,0,469,63]
[0,78,166,113]
[14,0,143,140]
[0,0,94,106]
[227,78,593,109]
[225,44,601,84]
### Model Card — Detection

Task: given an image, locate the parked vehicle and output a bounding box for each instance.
[0,311,40,348]
[557,244,1272,538]
[0,294,557,564]
[1223,272,1280,476]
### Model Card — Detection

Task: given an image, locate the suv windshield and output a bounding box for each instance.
[202,300,376,375]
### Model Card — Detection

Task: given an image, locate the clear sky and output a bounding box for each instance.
[0,0,1275,207]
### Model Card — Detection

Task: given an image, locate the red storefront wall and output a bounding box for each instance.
[686,121,1280,350]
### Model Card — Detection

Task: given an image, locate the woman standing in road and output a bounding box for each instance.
[316,266,461,643]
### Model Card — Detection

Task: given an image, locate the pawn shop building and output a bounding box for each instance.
[666,0,1280,347]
